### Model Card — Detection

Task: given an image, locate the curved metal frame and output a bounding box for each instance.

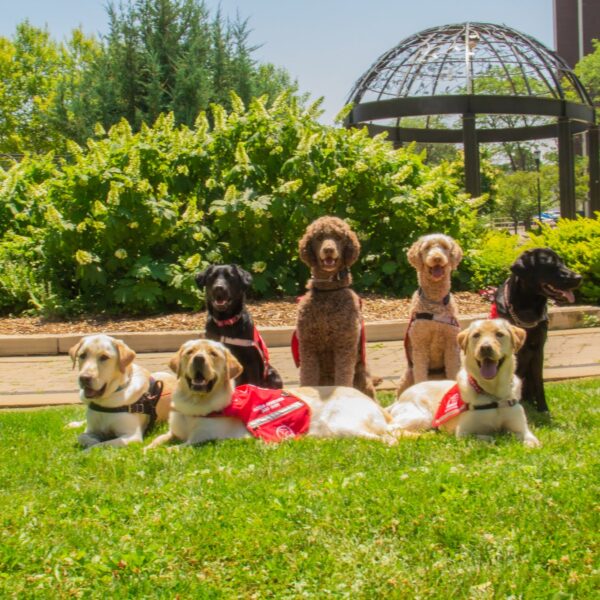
[345,22,600,217]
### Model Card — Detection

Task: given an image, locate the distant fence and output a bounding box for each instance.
[491,218,526,233]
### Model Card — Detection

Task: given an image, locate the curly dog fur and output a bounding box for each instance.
[396,234,463,397]
[296,216,376,398]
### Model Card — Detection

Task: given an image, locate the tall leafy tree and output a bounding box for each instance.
[575,39,600,105]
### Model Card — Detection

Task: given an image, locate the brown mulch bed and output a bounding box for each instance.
[0,292,492,336]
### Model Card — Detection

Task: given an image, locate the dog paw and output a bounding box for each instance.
[166,445,181,453]
[524,437,541,448]
[66,420,86,429]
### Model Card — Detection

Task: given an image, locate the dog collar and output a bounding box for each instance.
[418,288,450,305]
[213,313,243,327]
[468,374,485,394]
[310,267,349,284]
[467,375,518,409]
[502,281,546,329]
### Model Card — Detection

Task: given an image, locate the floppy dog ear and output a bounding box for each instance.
[407,239,424,269]
[343,228,361,267]
[511,250,536,277]
[299,229,318,267]
[457,328,469,353]
[508,325,527,353]
[68,339,84,370]
[169,348,184,378]
[195,266,214,290]
[233,265,253,289]
[449,239,463,269]
[225,349,243,380]
[114,339,136,373]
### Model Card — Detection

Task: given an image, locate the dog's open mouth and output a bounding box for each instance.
[186,374,215,393]
[211,297,230,311]
[428,265,446,280]
[320,256,338,270]
[476,357,505,380]
[541,283,575,304]
[83,384,107,399]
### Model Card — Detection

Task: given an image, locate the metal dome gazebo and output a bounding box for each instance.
[345,22,600,217]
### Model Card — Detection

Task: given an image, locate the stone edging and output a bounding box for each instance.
[0,305,598,357]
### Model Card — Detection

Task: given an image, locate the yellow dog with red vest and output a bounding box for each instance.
[388,319,541,447]
[145,339,400,450]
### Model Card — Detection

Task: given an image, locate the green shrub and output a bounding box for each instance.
[525,215,600,303]
[461,216,600,304]
[0,94,481,315]
[462,229,522,290]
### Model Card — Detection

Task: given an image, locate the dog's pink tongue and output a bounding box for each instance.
[480,358,498,380]
[432,265,444,278]
[563,289,575,303]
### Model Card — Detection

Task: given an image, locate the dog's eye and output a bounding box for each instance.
[186,349,194,355]
[472,332,481,339]
[99,354,110,362]
[495,332,505,339]
[208,349,217,357]
[79,352,87,360]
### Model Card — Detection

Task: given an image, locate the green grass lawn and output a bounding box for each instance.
[1,380,599,599]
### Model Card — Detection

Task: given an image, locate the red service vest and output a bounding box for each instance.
[431,384,467,428]
[217,384,311,443]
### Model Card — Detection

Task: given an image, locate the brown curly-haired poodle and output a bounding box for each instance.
[294,216,376,398]
[396,233,463,397]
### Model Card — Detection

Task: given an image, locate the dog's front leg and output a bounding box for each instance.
[515,427,541,447]
[90,429,144,448]
[411,345,430,384]
[333,346,357,388]
[505,407,541,447]
[78,432,104,448]
[443,334,461,380]
[299,344,320,386]
[144,431,175,451]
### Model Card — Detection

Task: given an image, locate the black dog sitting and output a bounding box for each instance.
[195,264,283,389]
[492,248,581,412]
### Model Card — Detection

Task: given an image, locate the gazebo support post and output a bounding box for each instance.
[462,113,481,198]
[558,117,576,218]
[587,124,600,214]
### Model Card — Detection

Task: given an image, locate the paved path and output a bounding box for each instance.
[1,328,599,408]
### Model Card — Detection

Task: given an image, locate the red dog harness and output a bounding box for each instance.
[213,314,272,381]
[210,384,311,442]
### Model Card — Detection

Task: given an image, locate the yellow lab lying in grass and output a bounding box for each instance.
[388,319,541,447]
[68,334,175,448]
[145,339,398,450]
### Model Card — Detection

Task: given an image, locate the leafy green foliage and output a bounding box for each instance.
[0,379,598,597]
[462,230,522,291]
[461,216,600,303]
[574,38,600,106]
[0,2,298,155]
[525,215,600,303]
[0,94,480,315]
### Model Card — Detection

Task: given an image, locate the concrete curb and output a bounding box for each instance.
[1,305,598,357]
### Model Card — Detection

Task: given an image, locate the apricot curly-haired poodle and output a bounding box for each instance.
[294,216,376,398]
[396,234,463,397]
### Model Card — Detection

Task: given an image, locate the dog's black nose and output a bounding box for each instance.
[192,355,205,369]
[479,343,494,358]
[79,375,93,388]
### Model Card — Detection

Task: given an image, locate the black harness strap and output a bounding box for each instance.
[89,377,164,432]
[466,399,518,410]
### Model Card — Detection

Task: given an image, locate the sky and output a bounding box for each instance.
[0,0,554,123]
